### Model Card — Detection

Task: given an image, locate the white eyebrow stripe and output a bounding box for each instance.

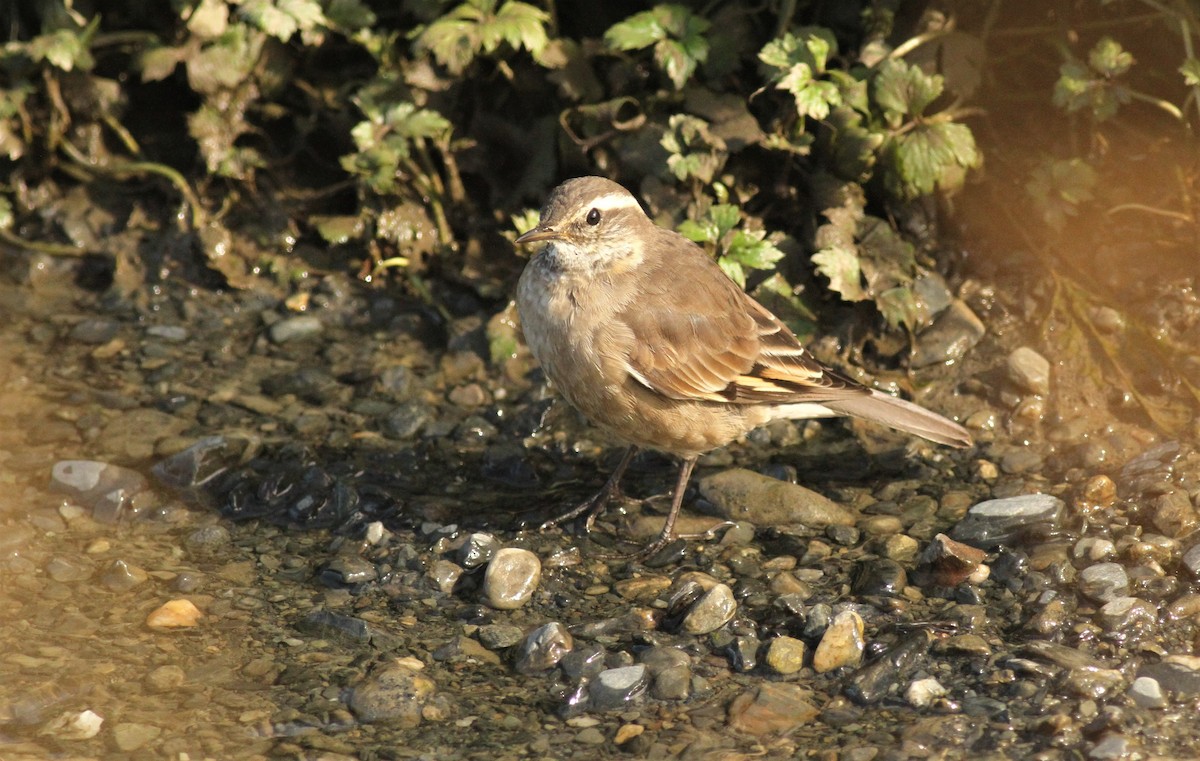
[587,192,643,213]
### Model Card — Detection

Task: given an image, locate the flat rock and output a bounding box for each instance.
[698,468,856,528]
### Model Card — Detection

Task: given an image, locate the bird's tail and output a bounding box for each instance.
[817,390,973,448]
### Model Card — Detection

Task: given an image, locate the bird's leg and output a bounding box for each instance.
[634,455,698,558]
[540,446,638,533]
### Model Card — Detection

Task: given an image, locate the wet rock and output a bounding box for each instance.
[457,532,501,569]
[69,318,119,344]
[1089,733,1137,760]
[1073,537,1115,564]
[844,630,933,704]
[429,559,463,594]
[1183,543,1200,579]
[640,647,692,700]
[515,622,573,674]
[145,665,187,692]
[614,574,672,601]
[432,635,502,666]
[100,559,149,591]
[1128,676,1166,708]
[698,468,856,528]
[589,665,648,710]
[1006,347,1050,395]
[299,610,372,642]
[910,299,985,368]
[112,722,162,751]
[1152,491,1197,538]
[146,599,203,629]
[382,402,431,439]
[851,558,906,597]
[268,314,323,343]
[152,436,241,489]
[1096,597,1156,634]
[920,533,989,586]
[40,709,103,740]
[146,325,189,341]
[184,525,232,554]
[905,677,947,708]
[560,644,606,682]
[726,634,760,672]
[1078,563,1130,603]
[50,460,148,522]
[1138,656,1200,694]
[348,660,437,726]
[765,636,806,675]
[727,682,819,735]
[45,555,94,583]
[949,494,1064,549]
[1063,666,1125,699]
[483,548,541,609]
[322,555,378,586]
[477,624,524,650]
[680,583,736,635]
[881,534,920,563]
[813,610,865,673]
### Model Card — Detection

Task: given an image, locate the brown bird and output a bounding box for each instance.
[516,176,972,555]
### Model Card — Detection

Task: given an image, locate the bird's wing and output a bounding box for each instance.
[619,249,867,405]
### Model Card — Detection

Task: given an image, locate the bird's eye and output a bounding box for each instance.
[586,208,601,226]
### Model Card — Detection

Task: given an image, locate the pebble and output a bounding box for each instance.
[1072,537,1115,564]
[477,624,524,650]
[39,709,104,740]
[382,402,431,439]
[765,636,807,675]
[680,583,736,634]
[45,556,95,583]
[69,318,119,344]
[1006,347,1050,395]
[1138,656,1200,694]
[145,665,187,692]
[1183,543,1200,578]
[905,677,947,708]
[589,665,648,710]
[1096,597,1156,633]
[726,682,819,735]
[844,630,932,704]
[1089,733,1136,760]
[1078,563,1130,603]
[432,634,502,666]
[813,610,865,673]
[482,548,541,610]
[457,532,501,569]
[349,661,437,726]
[851,558,907,597]
[49,460,147,522]
[429,560,463,594]
[112,722,161,751]
[268,314,323,343]
[949,494,1065,548]
[920,533,988,586]
[560,644,606,682]
[514,622,573,674]
[183,525,232,553]
[698,468,856,528]
[1152,491,1197,538]
[1128,676,1166,708]
[145,599,203,629]
[909,299,985,367]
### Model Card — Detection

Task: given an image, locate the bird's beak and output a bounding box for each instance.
[515,226,559,245]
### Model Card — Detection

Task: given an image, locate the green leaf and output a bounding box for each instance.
[874,59,943,122]
[604,10,666,50]
[678,218,715,243]
[310,214,365,244]
[883,121,979,199]
[812,245,868,301]
[660,114,726,183]
[876,285,920,331]
[1052,60,1092,112]
[710,204,740,236]
[1088,36,1133,78]
[325,0,377,30]
[1180,57,1200,87]
[726,230,784,269]
[481,1,549,56]
[28,28,94,71]
[718,258,747,288]
[606,4,709,89]
[1025,158,1097,230]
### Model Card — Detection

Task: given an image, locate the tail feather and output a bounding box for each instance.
[819,389,973,448]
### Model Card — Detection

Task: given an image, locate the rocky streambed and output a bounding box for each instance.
[1,249,1199,761]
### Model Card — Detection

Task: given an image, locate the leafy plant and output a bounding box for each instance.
[605,4,710,90]
[660,114,727,184]
[415,0,551,75]
[678,203,785,288]
[1025,158,1098,230]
